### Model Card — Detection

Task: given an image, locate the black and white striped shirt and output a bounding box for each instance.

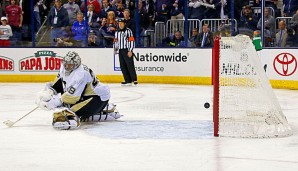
[113,27,135,51]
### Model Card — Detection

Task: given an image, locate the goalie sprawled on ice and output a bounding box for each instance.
[35,51,121,130]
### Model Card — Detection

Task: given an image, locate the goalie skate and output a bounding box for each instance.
[52,107,81,130]
[103,103,117,113]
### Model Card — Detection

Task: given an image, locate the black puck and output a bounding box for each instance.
[204,102,210,109]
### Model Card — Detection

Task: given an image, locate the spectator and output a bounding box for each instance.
[6,0,23,45]
[155,0,171,23]
[138,0,150,31]
[44,0,54,12]
[98,0,103,6]
[137,0,151,47]
[257,7,275,46]
[63,0,81,38]
[188,0,205,20]
[283,0,298,17]
[239,5,258,31]
[63,0,81,26]
[290,10,298,46]
[255,0,280,17]
[21,0,35,42]
[257,8,275,37]
[33,0,47,32]
[71,12,88,47]
[0,16,12,46]
[170,0,184,34]
[81,0,101,15]
[124,9,135,36]
[275,20,288,47]
[141,0,155,29]
[110,0,121,10]
[98,10,116,47]
[53,37,73,47]
[99,0,114,19]
[218,0,231,19]
[2,0,11,16]
[290,10,298,33]
[127,0,135,18]
[234,0,250,21]
[48,0,69,46]
[87,4,100,33]
[188,27,199,47]
[115,2,125,18]
[256,0,277,9]
[197,24,213,48]
[285,27,297,47]
[88,30,99,46]
[75,0,82,7]
[203,0,221,19]
[162,30,185,47]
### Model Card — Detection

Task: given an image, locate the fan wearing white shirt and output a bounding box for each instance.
[0,16,13,46]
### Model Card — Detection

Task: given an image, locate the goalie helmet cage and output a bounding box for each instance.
[212,35,292,138]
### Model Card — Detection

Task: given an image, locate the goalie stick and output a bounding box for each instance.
[3,106,38,127]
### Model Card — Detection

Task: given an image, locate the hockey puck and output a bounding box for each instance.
[204,102,210,109]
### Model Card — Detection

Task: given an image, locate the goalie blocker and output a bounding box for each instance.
[36,51,122,130]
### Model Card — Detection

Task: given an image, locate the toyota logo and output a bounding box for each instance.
[273,53,297,76]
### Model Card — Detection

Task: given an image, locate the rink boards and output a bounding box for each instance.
[0,48,297,89]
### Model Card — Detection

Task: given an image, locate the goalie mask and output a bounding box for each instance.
[63,51,81,73]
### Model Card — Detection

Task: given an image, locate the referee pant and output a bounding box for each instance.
[119,48,137,83]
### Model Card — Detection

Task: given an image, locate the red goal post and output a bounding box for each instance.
[212,36,220,137]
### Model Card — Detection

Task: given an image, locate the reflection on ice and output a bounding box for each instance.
[86,120,213,139]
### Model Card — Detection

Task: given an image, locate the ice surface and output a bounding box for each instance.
[0,83,298,171]
[86,120,213,139]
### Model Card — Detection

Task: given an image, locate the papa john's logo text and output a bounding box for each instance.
[19,51,62,72]
[0,56,14,71]
[273,53,297,76]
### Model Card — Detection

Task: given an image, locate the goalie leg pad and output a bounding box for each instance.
[81,108,122,122]
[52,107,81,130]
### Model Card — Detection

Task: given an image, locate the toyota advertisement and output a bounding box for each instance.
[260,49,298,80]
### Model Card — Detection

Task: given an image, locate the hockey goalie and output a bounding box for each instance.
[35,51,122,130]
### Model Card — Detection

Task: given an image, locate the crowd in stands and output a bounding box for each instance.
[0,0,297,47]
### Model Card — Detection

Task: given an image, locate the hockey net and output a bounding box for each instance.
[212,35,292,138]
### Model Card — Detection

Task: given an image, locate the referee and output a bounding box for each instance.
[113,18,138,86]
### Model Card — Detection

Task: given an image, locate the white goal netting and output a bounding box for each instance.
[217,35,292,138]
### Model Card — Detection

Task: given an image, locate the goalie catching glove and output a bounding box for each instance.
[36,93,63,111]
[36,90,52,103]
[35,82,61,110]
